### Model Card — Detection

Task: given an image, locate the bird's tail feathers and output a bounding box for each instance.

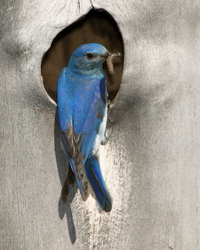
[85,156,112,212]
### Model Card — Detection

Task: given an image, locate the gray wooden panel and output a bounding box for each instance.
[1,0,200,249]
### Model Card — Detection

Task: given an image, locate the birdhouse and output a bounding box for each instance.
[1,1,200,249]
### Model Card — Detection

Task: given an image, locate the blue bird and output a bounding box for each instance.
[57,43,113,212]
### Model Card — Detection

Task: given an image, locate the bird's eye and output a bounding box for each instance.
[86,53,94,59]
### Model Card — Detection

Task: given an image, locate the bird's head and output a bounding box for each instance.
[68,43,110,74]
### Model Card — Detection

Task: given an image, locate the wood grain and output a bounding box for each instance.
[1,0,200,249]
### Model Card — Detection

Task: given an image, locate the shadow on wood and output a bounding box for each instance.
[54,113,77,244]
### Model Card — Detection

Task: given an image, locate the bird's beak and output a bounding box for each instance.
[100,52,110,59]
[106,52,111,57]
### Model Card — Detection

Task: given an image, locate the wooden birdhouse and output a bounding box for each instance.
[1,1,200,249]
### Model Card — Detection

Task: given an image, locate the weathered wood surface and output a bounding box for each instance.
[1,1,200,249]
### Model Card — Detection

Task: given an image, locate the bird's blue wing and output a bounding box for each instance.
[73,77,108,159]
[57,68,89,201]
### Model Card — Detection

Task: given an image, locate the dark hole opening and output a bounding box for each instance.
[41,9,124,103]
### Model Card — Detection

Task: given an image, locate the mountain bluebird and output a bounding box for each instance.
[57,43,120,212]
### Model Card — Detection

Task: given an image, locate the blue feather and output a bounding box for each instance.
[85,156,112,212]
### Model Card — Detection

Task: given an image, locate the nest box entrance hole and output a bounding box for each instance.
[41,9,124,103]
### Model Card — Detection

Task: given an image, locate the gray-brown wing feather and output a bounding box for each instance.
[61,124,89,201]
